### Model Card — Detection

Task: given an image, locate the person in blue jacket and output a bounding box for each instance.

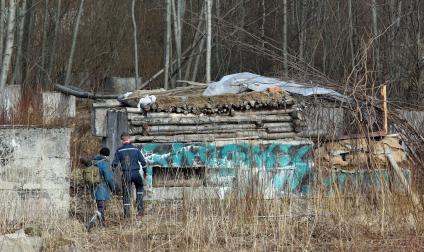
[112,132,147,220]
[90,147,115,227]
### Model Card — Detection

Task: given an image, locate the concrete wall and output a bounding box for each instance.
[42,92,76,124]
[0,128,71,222]
[0,85,22,121]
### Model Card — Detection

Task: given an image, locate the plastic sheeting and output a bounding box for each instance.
[203,72,344,98]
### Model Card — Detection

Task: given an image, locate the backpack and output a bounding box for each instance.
[83,160,102,185]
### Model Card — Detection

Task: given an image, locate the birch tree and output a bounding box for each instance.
[164,0,171,89]
[0,0,5,64]
[0,0,17,91]
[64,0,85,86]
[131,0,139,89]
[171,0,184,84]
[206,0,212,82]
[11,0,27,85]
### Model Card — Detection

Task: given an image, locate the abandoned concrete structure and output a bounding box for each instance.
[0,127,71,221]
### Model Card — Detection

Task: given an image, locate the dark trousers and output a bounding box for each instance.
[97,200,105,224]
[122,170,144,218]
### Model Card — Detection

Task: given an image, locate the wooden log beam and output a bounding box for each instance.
[130,114,293,126]
[55,84,119,99]
[130,131,298,143]
[128,123,258,135]
[266,126,294,133]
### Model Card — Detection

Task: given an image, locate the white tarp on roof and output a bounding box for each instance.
[203,72,344,98]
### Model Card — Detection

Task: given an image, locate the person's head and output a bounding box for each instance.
[120,132,131,144]
[99,147,110,157]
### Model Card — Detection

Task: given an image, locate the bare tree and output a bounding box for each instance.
[39,0,49,84]
[372,0,383,84]
[0,0,17,90]
[171,0,184,85]
[131,0,139,89]
[11,0,27,85]
[65,0,85,86]
[348,0,355,68]
[0,0,5,64]
[282,0,288,77]
[206,0,212,82]
[164,0,171,89]
[184,4,205,81]
[47,0,61,81]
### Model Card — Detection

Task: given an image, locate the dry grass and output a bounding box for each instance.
[12,188,421,251]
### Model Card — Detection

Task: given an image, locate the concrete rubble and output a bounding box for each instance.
[0,229,43,252]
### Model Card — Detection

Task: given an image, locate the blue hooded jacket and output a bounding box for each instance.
[91,155,115,201]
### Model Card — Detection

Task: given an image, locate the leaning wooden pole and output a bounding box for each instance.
[381,84,388,135]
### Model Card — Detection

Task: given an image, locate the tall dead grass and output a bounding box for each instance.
[27,183,422,251]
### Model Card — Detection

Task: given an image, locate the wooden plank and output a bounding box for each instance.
[381,84,388,135]
[128,123,258,135]
[130,114,293,126]
[130,130,297,143]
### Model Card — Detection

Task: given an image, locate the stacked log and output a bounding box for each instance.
[91,89,307,143]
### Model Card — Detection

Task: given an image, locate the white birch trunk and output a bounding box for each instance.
[47,0,61,80]
[0,0,5,63]
[164,0,171,89]
[64,0,85,86]
[171,0,184,82]
[11,0,27,85]
[131,0,139,89]
[205,0,212,82]
[0,0,17,91]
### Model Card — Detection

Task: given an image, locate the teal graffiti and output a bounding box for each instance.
[138,142,313,193]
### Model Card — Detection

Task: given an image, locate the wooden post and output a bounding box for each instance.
[105,110,128,193]
[381,84,388,135]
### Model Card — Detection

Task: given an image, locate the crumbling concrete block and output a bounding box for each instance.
[42,92,76,124]
[0,127,71,222]
[0,85,22,121]
[0,229,43,252]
